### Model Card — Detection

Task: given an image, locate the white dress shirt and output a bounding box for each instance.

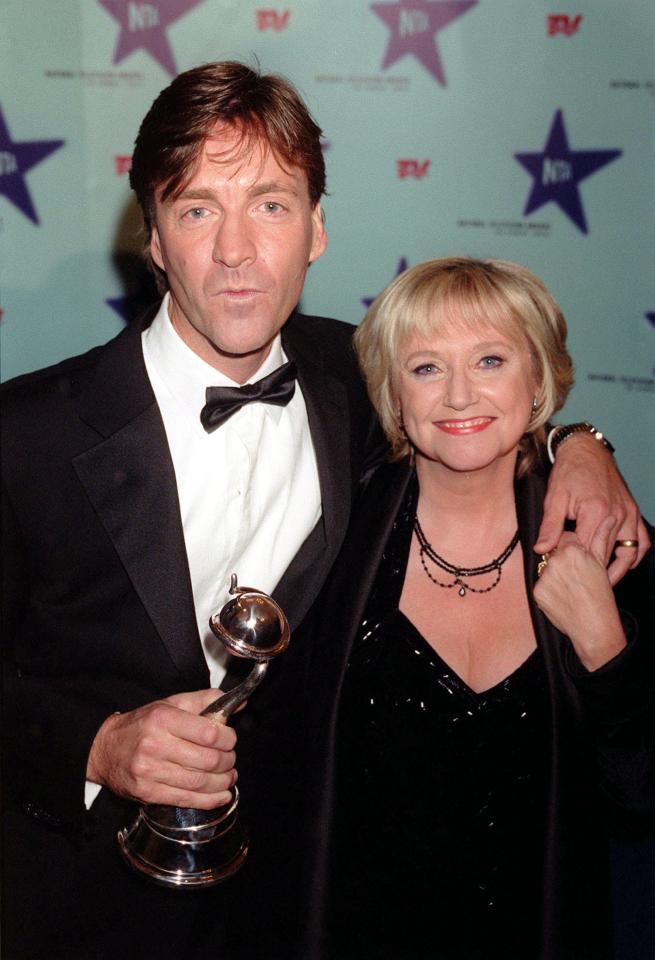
[142,294,321,685]
[85,295,321,807]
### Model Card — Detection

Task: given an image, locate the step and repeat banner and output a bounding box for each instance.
[1,1,653,513]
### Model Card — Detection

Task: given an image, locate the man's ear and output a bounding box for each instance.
[150,224,165,272]
[308,204,328,264]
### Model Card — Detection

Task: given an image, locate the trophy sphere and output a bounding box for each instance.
[210,590,290,661]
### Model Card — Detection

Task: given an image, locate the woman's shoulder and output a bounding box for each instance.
[358,456,414,501]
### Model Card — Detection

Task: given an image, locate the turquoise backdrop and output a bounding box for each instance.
[1,1,653,512]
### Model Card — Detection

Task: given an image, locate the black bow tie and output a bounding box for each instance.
[200,361,297,432]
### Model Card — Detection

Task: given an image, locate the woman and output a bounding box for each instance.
[281,258,655,960]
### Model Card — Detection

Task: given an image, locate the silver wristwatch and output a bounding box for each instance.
[546,422,615,464]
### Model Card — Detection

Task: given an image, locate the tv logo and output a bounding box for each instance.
[256,9,290,31]
[547,14,582,36]
[114,155,133,175]
[397,159,430,179]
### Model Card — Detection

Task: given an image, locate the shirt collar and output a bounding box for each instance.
[143,293,287,422]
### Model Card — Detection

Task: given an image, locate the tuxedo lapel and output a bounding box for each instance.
[276,322,353,628]
[298,360,350,555]
[72,323,207,683]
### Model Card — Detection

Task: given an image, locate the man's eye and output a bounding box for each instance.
[184,207,209,220]
[261,201,284,214]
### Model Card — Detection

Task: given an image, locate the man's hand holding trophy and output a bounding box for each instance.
[118,574,290,888]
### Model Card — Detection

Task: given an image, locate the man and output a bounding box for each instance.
[1,62,647,959]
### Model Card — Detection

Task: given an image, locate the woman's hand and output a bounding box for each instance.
[534,517,627,671]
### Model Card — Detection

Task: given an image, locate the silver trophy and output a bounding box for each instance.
[118,574,290,888]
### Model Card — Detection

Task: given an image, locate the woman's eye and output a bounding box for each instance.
[414,363,440,375]
[479,355,503,368]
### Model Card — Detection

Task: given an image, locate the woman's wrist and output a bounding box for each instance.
[569,619,627,672]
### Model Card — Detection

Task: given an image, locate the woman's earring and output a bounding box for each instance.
[531,397,538,416]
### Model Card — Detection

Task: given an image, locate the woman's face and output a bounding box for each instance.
[394,320,537,475]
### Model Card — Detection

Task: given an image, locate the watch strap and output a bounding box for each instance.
[547,422,615,463]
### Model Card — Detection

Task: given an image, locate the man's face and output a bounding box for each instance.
[150,125,327,381]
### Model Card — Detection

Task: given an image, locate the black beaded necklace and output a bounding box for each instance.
[414,517,520,597]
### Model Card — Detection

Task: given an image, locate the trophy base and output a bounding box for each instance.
[118,788,249,888]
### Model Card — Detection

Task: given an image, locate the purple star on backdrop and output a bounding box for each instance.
[0,106,64,225]
[371,1,477,85]
[106,293,152,324]
[106,261,160,324]
[514,110,622,234]
[98,0,204,76]
[362,257,409,309]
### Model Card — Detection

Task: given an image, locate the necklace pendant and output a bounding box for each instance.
[414,517,520,598]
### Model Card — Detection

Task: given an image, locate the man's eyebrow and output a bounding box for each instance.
[249,180,300,198]
[172,187,216,203]
[170,181,301,203]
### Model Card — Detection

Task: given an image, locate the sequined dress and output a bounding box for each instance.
[329,480,552,960]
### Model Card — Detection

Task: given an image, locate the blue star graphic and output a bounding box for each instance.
[646,312,655,329]
[0,106,65,225]
[362,257,408,309]
[514,109,621,234]
[106,293,155,324]
[106,265,159,324]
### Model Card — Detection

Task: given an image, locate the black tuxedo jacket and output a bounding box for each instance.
[1,309,383,959]
[231,460,655,960]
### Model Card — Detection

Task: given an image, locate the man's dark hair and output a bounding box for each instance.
[130,61,326,242]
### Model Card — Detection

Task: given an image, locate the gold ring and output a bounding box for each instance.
[615,539,639,549]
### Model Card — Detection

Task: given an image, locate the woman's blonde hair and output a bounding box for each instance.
[353,256,574,475]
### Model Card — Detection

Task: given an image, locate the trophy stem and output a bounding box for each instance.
[201,660,268,724]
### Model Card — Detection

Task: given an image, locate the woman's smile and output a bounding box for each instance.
[434,417,495,435]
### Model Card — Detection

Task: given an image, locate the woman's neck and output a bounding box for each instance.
[414,453,519,541]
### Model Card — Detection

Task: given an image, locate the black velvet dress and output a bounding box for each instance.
[329,479,552,960]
